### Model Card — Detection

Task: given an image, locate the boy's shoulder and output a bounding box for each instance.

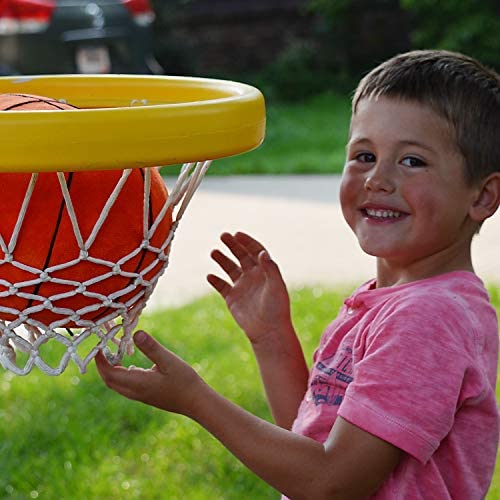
[379,271,490,311]
[364,272,497,353]
[358,271,489,312]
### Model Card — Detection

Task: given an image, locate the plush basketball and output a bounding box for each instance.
[0,93,173,326]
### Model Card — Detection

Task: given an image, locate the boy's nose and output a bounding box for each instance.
[364,162,395,193]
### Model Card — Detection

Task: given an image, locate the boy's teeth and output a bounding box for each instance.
[366,208,401,219]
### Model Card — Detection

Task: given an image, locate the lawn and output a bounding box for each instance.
[1,285,499,499]
[160,91,353,177]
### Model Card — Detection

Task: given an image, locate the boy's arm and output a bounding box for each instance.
[96,332,402,499]
[249,320,309,429]
[207,232,309,428]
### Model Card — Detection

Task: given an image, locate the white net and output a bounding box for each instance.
[0,161,211,375]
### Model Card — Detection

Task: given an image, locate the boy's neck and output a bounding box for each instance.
[375,244,475,288]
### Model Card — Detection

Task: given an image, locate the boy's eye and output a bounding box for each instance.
[355,152,376,163]
[401,156,426,168]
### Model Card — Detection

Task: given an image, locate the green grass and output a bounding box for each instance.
[0,284,499,499]
[160,91,352,177]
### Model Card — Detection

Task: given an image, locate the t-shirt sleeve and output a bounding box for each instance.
[337,297,472,464]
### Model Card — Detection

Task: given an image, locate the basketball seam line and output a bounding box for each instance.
[2,94,78,111]
[27,172,75,310]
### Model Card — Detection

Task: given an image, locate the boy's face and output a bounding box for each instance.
[340,97,480,283]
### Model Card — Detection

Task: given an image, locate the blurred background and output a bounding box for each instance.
[2,0,499,95]
[151,0,500,100]
[1,2,500,499]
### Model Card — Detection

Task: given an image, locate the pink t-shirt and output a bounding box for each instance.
[291,271,499,499]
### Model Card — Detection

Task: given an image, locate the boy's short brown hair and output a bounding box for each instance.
[352,50,500,185]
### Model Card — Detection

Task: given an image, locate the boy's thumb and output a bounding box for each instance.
[133,330,167,366]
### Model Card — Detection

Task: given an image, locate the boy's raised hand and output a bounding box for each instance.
[207,232,292,345]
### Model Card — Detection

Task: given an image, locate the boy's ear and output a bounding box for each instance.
[469,173,500,222]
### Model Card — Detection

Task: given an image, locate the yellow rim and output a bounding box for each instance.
[0,75,266,172]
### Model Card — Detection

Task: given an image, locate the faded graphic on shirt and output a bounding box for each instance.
[310,345,353,407]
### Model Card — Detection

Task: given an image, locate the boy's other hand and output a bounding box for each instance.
[207,232,293,346]
[95,330,204,417]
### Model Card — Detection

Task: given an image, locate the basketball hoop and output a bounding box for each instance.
[0,74,265,375]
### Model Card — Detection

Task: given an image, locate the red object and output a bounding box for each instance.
[121,0,154,25]
[0,93,172,326]
[0,0,55,22]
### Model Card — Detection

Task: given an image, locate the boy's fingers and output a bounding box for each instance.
[95,354,147,399]
[220,233,256,270]
[210,249,242,282]
[132,331,170,370]
[258,250,285,282]
[234,232,267,257]
[95,351,131,388]
[94,350,110,375]
[94,350,126,375]
[207,274,232,298]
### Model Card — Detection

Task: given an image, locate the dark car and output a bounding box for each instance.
[0,0,162,75]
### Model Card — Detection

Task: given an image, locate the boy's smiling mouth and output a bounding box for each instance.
[360,205,408,221]
[365,208,402,219]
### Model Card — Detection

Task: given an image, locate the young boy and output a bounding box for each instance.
[96,50,500,498]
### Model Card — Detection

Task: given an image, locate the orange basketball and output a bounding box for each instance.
[0,94,173,326]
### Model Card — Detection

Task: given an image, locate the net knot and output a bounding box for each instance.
[76,284,86,293]
[112,264,121,276]
[43,299,52,309]
[9,286,18,295]
[79,249,89,260]
[40,272,50,282]
[140,239,149,250]
[134,277,146,287]
[4,254,13,263]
